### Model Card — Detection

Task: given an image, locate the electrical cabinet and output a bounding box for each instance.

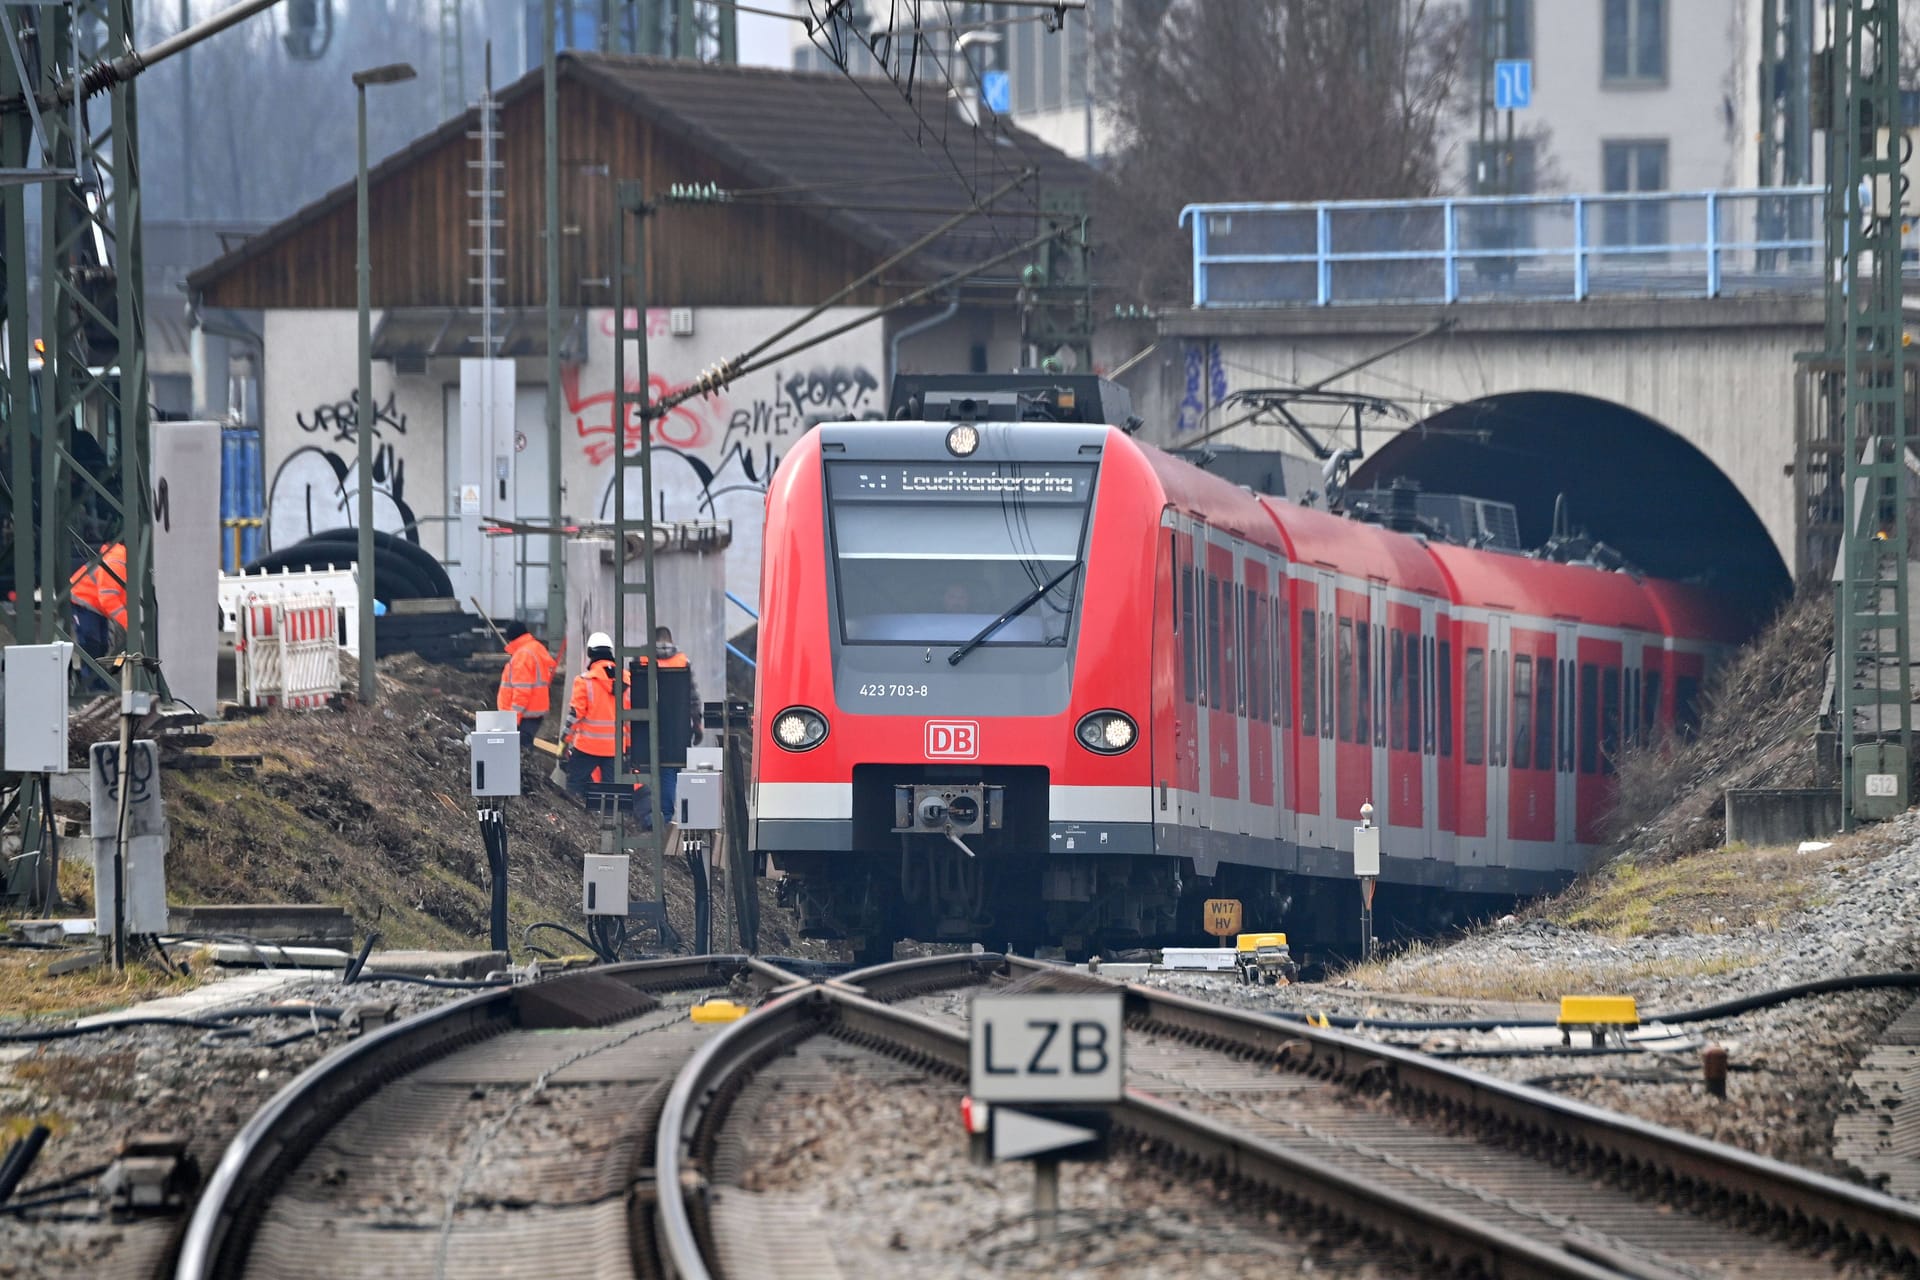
[583,854,628,916]
[5,643,73,774]
[468,732,521,797]
[677,771,722,829]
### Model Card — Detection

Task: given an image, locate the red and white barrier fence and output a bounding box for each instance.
[237,592,342,709]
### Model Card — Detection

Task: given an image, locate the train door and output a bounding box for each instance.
[1166,520,1202,837]
[1189,518,1214,834]
[1574,631,1625,845]
[1368,582,1389,828]
[1245,554,1277,839]
[1555,622,1578,848]
[1487,614,1511,867]
[1206,534,1242,831]
[1316,569,1339,845]
[1419,600,1440,859]
[1271,559,1293,844]
[1231,549,1252,836]
[1290,575,1320,844]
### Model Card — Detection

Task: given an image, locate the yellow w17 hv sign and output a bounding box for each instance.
[1203,898,1243,937]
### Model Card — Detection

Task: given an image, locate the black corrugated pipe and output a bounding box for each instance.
[1269,971,1920,1032]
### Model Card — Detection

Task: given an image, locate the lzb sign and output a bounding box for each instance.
[925,720,979,760]
[969,992,1123,1104]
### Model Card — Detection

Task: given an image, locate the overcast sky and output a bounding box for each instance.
[737,5,796,67]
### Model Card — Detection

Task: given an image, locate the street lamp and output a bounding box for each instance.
[352,61,416,706]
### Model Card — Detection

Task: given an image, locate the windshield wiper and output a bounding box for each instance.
[948,561,1082,667]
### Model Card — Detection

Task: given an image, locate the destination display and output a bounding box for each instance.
[828,462,1093,502]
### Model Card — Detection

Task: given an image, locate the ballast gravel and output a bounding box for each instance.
[1155,810,1920,1182]
[0,974,469,1279]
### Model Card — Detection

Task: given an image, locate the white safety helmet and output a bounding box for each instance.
[587,631,614,654]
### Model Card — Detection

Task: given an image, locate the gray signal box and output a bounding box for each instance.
[676,771,722,829]
[467,732,521,798]
[1853,742,1909,821]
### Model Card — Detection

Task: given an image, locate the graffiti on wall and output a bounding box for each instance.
[563,365,727,463]
[266,442,420,551]
[1175,340,1227,434]
[296,388,410,443]
[570,360,884,520]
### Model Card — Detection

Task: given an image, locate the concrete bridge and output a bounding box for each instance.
[1122,186,1898,625]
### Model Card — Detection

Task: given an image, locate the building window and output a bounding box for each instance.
[1603,0,1665,84]
[1601,139,1668,248]
[1470,0,1532,59]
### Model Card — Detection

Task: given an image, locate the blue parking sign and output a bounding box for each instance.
[1494,59,1532,110]
[982,70,1010,115]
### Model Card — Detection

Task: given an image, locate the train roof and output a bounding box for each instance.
[1257,498,1451,597]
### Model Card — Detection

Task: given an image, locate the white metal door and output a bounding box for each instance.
[512,386,552,624]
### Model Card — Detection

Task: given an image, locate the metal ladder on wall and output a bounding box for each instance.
[610,180,672,944]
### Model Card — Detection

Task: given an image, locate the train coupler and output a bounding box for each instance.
[892,783,1004,856]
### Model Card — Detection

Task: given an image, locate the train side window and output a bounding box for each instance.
[1675,673,1701,740]
[1489,647,1505,766]
[1274,594,1288,727]
[1601,667,1621,774]
[1512,656,1533,770]
[1557,659,1570,771]
[1389,630,1405,750]
[1232,583,1245,716]
[1534,658,1554,771]
[1375,624,1387,748]
[1337,618,1355,743]
[1179,566,1197,705]
[1643,670,1662,743]
[1579,663,1599,775]
[1408,630,1423,753]
[1464,647,1485,766]
[1245,591,1263,722]
[1299,610,1317,737]
[1438,639,1453,757]
[1323,612,1335,741]
[1206,575,1221,707]
[1420,634,1433,755]
[1355,618,1371,746]
[1624,668,1638,747]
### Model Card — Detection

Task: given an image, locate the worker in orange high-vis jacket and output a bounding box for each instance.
[560,632,630,801]
[70,542,127,679]
[495,620,558,749]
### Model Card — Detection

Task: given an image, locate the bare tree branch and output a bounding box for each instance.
[1095,0,1470,302]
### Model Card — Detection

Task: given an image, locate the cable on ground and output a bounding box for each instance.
[1269,970,1920,1032]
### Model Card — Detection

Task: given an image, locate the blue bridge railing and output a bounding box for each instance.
[1179,186,1828,308]
[726,589,758,669]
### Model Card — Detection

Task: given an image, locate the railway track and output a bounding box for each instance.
[174,955,808,1280]
[658,954,1920,1279]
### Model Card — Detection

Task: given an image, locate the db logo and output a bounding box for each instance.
[925,720,979,760]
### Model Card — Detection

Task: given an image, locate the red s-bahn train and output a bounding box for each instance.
[749,374,1742,961]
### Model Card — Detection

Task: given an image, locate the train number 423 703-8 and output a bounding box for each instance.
[858,684,930,697]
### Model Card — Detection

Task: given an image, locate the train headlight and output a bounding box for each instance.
[1075,710,1137,754]
[946,424,980,457]
[772,706,829,752]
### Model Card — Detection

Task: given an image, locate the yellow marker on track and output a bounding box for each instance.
[691,998,748,1024]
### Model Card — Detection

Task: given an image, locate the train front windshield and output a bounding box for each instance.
[826,459,1097,646]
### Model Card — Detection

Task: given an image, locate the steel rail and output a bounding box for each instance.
[654,959,1634,1280]
[828,949,1011,1002]
[710,953,1920,1273]
[1119,979,1920,1269]
[176,954,799,1280]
